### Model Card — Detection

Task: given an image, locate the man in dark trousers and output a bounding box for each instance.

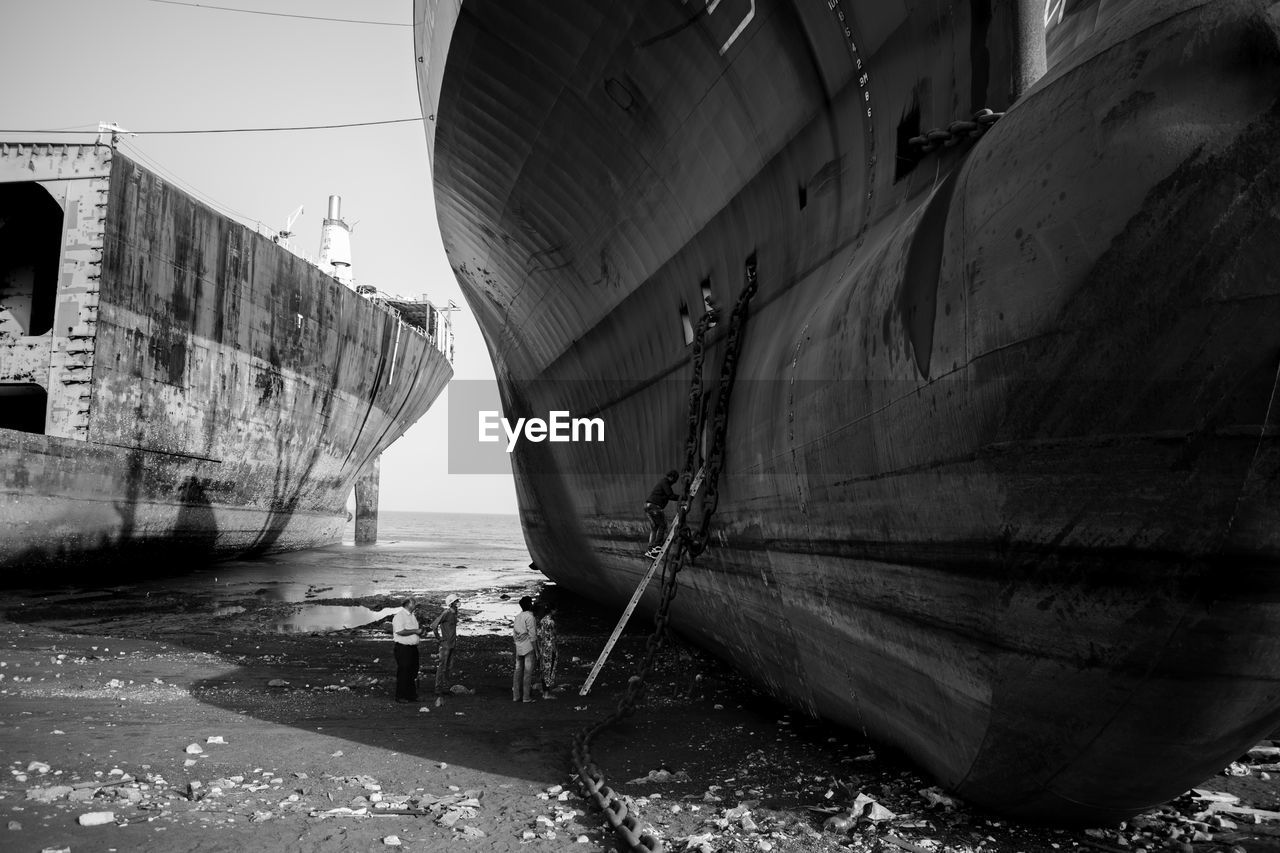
[644,469,681,558]
[391,597,421,703]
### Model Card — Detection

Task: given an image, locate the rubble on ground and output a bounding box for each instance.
[5,587,1280,852]
[9,756,493,838]
[589,701,1280,853]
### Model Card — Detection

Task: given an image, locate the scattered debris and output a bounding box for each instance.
[628,768,691,785]
[77,810,115,826]
[918,786,957,811]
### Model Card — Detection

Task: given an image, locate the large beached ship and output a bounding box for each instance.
[417,0,1280,824]
[0,142,454,572]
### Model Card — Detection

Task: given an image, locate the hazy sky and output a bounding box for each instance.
[2,0,518,514]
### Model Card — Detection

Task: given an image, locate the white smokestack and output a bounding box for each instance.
[318,194,353,288]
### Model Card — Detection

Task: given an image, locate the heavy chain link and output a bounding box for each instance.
[681,308,716,481]
[908,107,1004,153]
[685,257,757,560]
[571,261,759,853]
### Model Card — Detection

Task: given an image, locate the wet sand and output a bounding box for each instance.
[2,559,1280,853]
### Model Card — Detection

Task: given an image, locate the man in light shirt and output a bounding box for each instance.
[391,597,421,703]
[430,593,461,708]
[512,595,538,703]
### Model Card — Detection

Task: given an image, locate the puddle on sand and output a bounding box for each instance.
[465,594,528,635]
[271,605,398,634]
[265,590,536,637]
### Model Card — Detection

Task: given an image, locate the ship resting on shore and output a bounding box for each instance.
[0,142,453,571]
[418,0,1280,825]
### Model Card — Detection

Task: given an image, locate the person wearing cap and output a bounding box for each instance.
[391,596,421,704]
[430,594,461,707]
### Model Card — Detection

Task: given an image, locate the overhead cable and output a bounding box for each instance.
[0,117,424,136]
[115,138,265,229]
[142,0,411,27]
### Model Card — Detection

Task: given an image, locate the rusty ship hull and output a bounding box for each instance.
[418,0,1280,823]
[0,144,453,572]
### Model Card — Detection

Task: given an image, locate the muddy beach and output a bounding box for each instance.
[2,559,1279,853]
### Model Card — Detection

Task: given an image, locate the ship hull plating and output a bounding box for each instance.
[419,0,1280,822]
[1,146,453,573]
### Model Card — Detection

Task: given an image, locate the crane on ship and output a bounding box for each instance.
[274,205,304,252]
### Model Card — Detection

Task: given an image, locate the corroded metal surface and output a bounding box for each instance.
[0,147,453,572]
[419,0,1280,823]
[354,456,380,544]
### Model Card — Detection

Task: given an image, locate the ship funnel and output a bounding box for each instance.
[318,194,353,288]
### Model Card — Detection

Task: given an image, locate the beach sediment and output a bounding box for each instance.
[2,575,1279,853]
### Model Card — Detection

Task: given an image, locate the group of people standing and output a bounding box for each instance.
[389,469,686,705]
[389,593,559,705]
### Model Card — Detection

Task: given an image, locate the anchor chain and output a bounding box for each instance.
[684,257,758,560]
[570,261,759,853]
[908,107,1004,153]
[681,308,717,482]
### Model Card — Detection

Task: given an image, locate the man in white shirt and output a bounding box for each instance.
[391,597,421,703]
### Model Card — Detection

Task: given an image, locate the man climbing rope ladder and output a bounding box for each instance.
[643,469,681,558]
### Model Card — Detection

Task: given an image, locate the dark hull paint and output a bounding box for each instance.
[418,0,1280,822]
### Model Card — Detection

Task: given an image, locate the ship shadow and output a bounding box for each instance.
[171,583,680,789]
[0,581,677,799]
[0,579,919,821]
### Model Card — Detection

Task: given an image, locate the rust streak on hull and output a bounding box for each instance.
[0,145,453,574]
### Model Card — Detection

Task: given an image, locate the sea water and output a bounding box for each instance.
[136,511,541,635]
